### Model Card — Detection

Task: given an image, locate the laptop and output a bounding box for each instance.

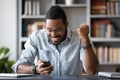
[0,73,34,77]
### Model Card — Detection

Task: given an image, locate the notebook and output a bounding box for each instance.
[98,72,120,78]
[0,73,34,77]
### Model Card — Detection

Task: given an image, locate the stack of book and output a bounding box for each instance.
[91,20,115,38]
[107,0,120,15]
[23,0,40,16]
[27,22,45,36]
[22,22,45,37]
[94,46,120,64]
[91,0,107,15]
[91,0,120,15]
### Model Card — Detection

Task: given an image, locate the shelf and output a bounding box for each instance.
[90,15,120,18]
[100,63,120,65]
[22,15,45,19]
[54,4,87,8]
[20,37,28,42]
[91,38,120,42]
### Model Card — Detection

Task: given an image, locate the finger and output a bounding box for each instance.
[37,60,46,68]
[36,63,43,74]
[41,65,53,71]
[37,65,53,73]
[82,24,89,32]
[77,27,84,35]
[80,24,89,34]
[38,60,43,64]
[40,66,53,75]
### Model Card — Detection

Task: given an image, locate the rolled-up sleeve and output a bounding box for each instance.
[12,32,38,73]
[80,47,86,72]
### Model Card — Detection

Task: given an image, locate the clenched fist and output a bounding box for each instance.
[77,24,90,46]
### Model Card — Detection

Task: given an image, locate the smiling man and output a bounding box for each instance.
[12,6,99,76]
[46,19,67,45]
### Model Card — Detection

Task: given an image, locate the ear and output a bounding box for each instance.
[65,21,68,27]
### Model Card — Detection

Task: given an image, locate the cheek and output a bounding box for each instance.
[46,32,52,37]
[61,30,66,36]
[60,32,64,37]
[47,32,50,36]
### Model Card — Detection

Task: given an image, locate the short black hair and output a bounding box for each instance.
[45,6,67,24]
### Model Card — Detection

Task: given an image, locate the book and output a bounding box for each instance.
[98,72,120,78]
[36,0,40,15]
[27,22,45,36]
[0,73,34,77]
[32,0,36,15]
[91,0,107,15]
[28,0,32,15]
[24,0,29,15]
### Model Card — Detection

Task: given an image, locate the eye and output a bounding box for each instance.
[55,29,62,32]
[46,28,62,33]
[47,29,52,32]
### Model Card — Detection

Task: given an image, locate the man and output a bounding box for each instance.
[12,6,99,76]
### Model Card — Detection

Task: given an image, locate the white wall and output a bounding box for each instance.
[0,0,17,61]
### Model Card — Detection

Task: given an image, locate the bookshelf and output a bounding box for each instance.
[17,0,120,72]
[90,0,120,72]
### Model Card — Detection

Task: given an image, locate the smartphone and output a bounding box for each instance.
[42,61,51,67]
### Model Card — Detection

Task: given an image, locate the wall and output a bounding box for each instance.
[0,0,17,61]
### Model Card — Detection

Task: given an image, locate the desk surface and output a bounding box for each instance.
[0,75,120,80]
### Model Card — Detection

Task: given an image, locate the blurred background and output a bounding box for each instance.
[0,0,17,61]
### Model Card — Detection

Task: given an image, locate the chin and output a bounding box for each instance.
[52,42,59,45]
[52,41,60,45]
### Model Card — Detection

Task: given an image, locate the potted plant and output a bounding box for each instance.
[0,47,15,73]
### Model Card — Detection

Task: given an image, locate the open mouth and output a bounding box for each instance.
[51,37,61,44]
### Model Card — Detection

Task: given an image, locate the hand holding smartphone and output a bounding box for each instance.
[42,61,51,67]
[36,60,53,75]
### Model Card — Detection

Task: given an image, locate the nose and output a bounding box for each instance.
[51,31,57,37]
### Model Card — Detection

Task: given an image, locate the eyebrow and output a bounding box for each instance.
[46,27,62,30]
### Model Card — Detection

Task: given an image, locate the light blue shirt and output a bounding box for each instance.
[12,28,86,76]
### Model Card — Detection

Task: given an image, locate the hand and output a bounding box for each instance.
[36,60,53,75]
[77,24,89,40]
[77,24,90,46]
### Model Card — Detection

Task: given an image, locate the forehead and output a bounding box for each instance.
[46,19,64,28]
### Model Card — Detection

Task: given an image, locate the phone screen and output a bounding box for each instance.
[42,61,51,67]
